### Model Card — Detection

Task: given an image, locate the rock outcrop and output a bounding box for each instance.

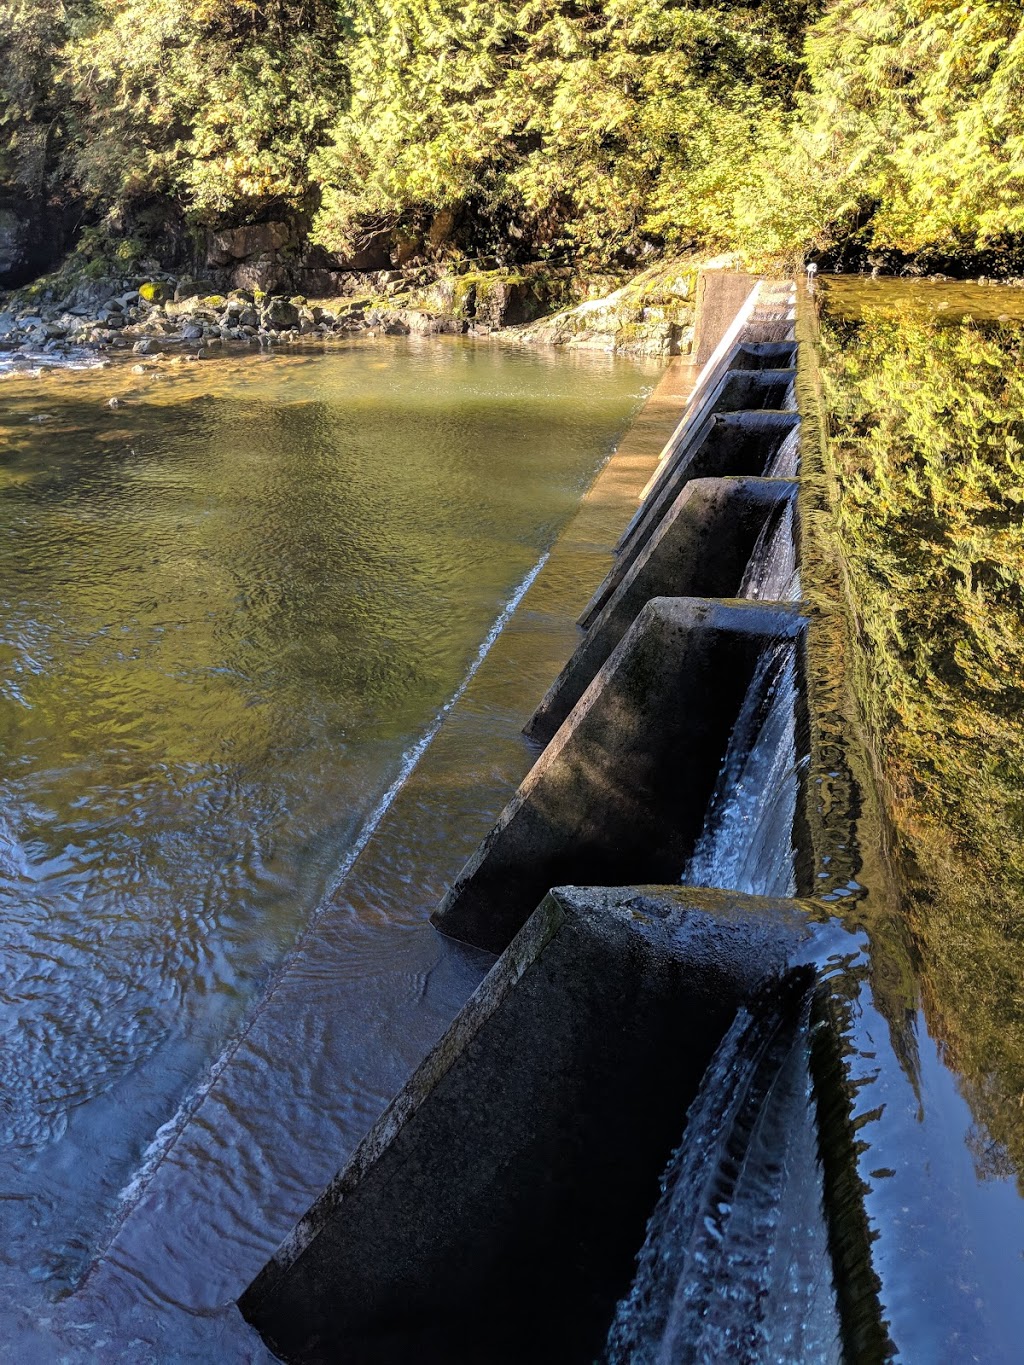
[511,261,699,355]
[0,255,708,363]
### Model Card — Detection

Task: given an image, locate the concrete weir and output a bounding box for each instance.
[526,476,798,746]
[587,411,799,626]
[432,596,806,953]
[239,885,878,1365]
[242,276,900,1360]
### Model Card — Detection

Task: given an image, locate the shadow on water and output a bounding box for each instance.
[0,338,658,1354]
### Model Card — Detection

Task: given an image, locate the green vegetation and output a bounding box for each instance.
[64,0,348,222]
[821,313,1024,1180]
[748,0,1024,265]
[310,0,814,262]
[3,0,1024,275]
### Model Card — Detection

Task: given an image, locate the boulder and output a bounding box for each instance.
[206,222,291,266]
[231,254,293,296]
[174,278,218,303]
[395,309,467,336]
[262,297,300,329]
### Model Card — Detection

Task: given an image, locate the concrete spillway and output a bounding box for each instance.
[525,477,798,745]
[239,276,863,1361]
[432,597,808,954]
[239,275,1022,1363]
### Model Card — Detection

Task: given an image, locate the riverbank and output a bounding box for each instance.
[0,257,710,369]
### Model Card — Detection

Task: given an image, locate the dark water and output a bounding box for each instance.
[0,339,655,1349]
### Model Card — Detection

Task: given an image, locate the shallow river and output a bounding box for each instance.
[0,338,657,1356]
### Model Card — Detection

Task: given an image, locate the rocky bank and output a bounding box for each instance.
[0,248,701,368]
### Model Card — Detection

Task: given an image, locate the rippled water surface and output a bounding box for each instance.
[0,339,655,1333]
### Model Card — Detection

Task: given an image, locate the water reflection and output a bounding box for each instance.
[817,289,1024,1209]
[0,340,655,1325]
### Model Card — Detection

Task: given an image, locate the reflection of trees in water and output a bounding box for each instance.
[966,1122,1017,1185]
[822,310,1024,1190]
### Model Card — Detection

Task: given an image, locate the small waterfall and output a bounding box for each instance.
[604,983,840,1364]
[740,500,801,603]
[682,640,800,898]
[764,426,800,477]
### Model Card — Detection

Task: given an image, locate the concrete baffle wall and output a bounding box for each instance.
[587,411,800,627]
[239,884,850,1365]
[431,597,806,955]
[729,342,799,371]
[740,320,797,345]
[700,367,797,414]
[528,478,798,745]
[691,270,759,367]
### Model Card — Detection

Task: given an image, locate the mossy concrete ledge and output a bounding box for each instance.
[431,596,806,955]
[239,884,865,1365]
[527,477,799,747]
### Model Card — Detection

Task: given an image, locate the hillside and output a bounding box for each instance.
[1,1,1023,287]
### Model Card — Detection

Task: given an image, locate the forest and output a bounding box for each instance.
[2,0,1024,279]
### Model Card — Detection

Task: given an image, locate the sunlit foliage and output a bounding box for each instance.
[740,1,1024,262]
[311,0,815,261]
[0,1,85,197]
[62,0,349,222]
[3,1,1024,278]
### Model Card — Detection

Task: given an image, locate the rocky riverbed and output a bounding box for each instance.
[0,258,700,370]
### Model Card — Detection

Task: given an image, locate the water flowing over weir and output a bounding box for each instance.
[740,498,801,602]
[237,276,1024,1365]
[604,982,840,1365]
[764,424,801,478]
[682,639,800,898]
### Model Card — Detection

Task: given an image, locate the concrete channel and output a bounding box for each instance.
[240,884,877,1365]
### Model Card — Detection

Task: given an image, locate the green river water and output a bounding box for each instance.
[4,278,1024,1361]
[0,338,656,1357]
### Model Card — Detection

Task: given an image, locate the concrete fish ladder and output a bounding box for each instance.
[239,885,885,1365]
[239,279,913,1362]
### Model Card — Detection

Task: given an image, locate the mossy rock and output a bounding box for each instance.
[139,281,169,304]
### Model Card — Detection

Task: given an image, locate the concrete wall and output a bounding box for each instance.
[240,884,841,1365]
[432,598,805,954]
[527,478,798,745]
[691,271,759,368]
[729,342,799,370]
[584,412,799,627]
